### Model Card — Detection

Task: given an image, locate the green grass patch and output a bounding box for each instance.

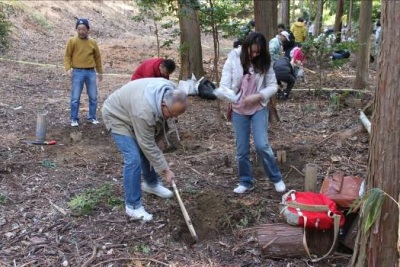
[68,183,123,215]
[0,194,6,204]
[30,11,52,29]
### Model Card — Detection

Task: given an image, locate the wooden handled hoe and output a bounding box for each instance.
[171,180,199,243]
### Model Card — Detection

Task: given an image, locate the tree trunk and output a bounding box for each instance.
[178,0,204,80]
[313,0,323,36]
[334,0,344,43]
[208,0,223,127]
[253,0,279,124]
[299,0,304,11]
[280,0,290,28]
[352,0,372,89]
[346,0,353,38]
[351,2,400,267]
[291,0,296,24]
[254,0,277,40]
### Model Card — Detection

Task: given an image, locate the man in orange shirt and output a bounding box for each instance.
[131,58,176,81]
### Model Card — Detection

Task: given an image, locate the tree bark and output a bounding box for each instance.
[253,0,279,124]
[280,0,290,28]
[351,1,400,267]
[346,0,353,38]
[313,0,323,36]
[291,0,296,24]
[352,0,372,89]
[178,0,204,80]
[334,0,344,43]
[254,0,277,40]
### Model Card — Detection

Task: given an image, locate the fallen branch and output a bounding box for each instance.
[20,260,37,267]
[291,88,372,94]
[284,167,293,180]
[48,199,68,215]
[74,151,89,164]
[290,165,305,177]
[92,257,169,267]
[81,245,97,267]
[359,110,371,135]
[184,162,203,176]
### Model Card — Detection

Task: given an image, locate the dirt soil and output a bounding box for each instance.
[0,1,374,267]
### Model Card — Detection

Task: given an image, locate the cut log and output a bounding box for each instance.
[257,223,305,258]
[257,223,336,258]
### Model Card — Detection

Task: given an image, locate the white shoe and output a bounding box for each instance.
[141,182,174,198]
[70,120,79,127]
[125,206,153,221]
[233,184,254,194]
[274,180,286,192]
[88,119,99,125]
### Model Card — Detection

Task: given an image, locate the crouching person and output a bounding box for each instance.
[102,78,188,221]
[273,57,296,100]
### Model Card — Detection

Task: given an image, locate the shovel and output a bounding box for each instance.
[171,180,199,243]
[23,140,57,145]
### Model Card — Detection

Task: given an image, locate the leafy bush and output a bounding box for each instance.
[302,34,358,88]
[0,3,12,54]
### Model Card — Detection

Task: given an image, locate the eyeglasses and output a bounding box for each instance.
[164,104,176,118]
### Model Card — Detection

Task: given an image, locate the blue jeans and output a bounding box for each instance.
[232,108,282,188]
[70,68,98,121]
[111,133,160,209]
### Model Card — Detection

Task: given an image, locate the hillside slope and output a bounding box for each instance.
[1,0,183,76]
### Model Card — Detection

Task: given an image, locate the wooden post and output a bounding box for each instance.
[305,163,318,192]
[35,110,48,142]
[281,150,286,163]
[276,150,286,163]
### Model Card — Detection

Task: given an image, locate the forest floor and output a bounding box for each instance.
[0,1,375,267]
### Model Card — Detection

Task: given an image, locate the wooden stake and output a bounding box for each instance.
[277,150,282,163]
[305,163,318,192]
[280,150,287,163]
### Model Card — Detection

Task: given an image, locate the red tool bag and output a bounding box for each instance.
[279,190,345,230]
[279,190,345,262]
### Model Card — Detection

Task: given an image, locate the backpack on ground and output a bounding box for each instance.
[196,77,217,100]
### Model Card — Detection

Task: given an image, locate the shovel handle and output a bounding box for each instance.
[171,180,199,242]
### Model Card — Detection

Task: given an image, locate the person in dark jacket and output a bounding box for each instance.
[277,23,296,60]
[273,57,296,100]
[233,20,255,48]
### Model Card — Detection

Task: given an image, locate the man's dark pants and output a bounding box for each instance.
[276,73,296,99]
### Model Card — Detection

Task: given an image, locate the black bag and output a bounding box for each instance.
[196,77,217,100]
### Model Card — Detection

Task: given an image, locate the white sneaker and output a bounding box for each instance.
[141,182,174,198]
[88,119,99,125]
[233,184,254,194]
[70,120,79,127]
[125,206,153,221]
[274,180,286,192]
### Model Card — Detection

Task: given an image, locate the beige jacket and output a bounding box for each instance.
[102,78,175,173]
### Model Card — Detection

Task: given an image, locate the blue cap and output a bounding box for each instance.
[76,18,89,29]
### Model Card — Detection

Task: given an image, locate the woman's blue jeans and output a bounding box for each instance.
[70,68,98,121]
[111,133,160,209]
[232,108,282,188]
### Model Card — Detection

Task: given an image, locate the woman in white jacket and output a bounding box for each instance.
[220,32,286,194]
